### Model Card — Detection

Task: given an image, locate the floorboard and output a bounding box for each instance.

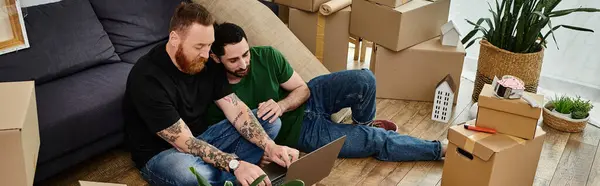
[587,143,600,186]
[549,126,600,186]
[533,125,572,186]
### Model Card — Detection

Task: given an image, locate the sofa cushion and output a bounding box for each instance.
[90,0,183,54]
[35,62,133,163]
[119,39,166,64]
[0,0,120,84]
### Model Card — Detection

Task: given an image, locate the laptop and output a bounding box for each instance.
[263,136,347,186]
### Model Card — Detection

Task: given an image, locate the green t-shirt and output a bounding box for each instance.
[205,46,306,147]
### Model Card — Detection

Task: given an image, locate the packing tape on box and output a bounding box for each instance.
[315,13,326,63]
[463,132,491,153]
[463,131,527,153]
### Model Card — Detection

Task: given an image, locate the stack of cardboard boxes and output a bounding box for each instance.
[350,0,465,103]
[441,84,547,186]
[275,0,352,72]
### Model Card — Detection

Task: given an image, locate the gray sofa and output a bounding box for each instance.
[0,0,186,182]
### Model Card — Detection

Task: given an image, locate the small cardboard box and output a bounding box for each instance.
[274,0,331,12]
[370,37,465,102]
[0,81,40,186]
[289,7,351,72]
[79,181,127,186]
[476,84,544,139]
[369,0,412,8]
[441,120,546,186]
[350,0,450,51]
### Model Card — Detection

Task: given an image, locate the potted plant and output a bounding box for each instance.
[461,0,600,102]
[190,167,305,186]
[543,95,594,133]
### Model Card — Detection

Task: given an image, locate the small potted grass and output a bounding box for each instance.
[543,95,594,132]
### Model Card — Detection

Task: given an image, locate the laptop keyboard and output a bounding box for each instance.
[272,178,285,186]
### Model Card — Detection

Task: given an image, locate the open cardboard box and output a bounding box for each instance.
[350,0,450,51]
[370,37,465,102]
[441,120,546,186]
[289,7,351,72]
[0,81,40,186]
[476,84,544,139]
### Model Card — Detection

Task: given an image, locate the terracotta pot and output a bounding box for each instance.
[472,40,544,102]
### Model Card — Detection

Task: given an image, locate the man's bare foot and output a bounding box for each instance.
[369,120,398,132]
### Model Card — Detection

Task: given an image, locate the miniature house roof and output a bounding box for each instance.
[435,74,457,93]
[441,20,462,36]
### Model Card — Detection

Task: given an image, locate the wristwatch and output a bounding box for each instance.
[229,158,241,173]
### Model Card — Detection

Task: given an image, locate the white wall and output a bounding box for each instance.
[450,0,600,89]
[20,0,60,7]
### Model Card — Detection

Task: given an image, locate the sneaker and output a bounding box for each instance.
[369,120,398,132]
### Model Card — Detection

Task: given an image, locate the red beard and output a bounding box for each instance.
[175,45,207,75]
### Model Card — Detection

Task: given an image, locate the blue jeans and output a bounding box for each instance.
[297,69,442,161]
[140,110,281,186]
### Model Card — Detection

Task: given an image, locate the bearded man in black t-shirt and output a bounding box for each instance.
[123,3,299,186]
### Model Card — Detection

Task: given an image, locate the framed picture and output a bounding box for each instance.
[0,0,29,55]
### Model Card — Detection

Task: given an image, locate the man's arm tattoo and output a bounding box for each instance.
[185,137,234,171]
[223,94,240,106]
[238,108,269,149]
[157,120,183,143]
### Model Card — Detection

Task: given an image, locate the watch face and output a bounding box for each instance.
[229,159,240,170]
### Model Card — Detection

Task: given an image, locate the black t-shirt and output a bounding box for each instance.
[123,42,232,169]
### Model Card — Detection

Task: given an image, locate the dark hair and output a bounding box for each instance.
[169,2,215,36]
[211,22,248,57]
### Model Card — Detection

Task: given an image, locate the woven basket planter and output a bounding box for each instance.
[542,103,589,133]
[472,40,544,102]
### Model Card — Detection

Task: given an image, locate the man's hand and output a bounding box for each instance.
[234,161,271,186]
[257,99,284,123]
[260,146,299,167]
[264,142,300,168]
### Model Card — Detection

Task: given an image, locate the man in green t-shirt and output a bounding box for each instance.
[206,23,446,165]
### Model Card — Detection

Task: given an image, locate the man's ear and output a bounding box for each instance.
[210,53,221,63]
[169,31,181,47]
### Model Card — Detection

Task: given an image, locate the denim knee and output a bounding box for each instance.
[357,69,376,88]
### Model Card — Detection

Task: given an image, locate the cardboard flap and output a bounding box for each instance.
[394,0,434,13]
[0,81,35,130]
[479,84,543,119]
[448,120,533,161]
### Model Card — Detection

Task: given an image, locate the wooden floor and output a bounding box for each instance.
[38,75,600,186]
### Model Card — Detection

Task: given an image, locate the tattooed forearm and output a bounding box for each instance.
[185,137,235,171]
[233,111,243,125]
[223,94,240,106]
[157,121,183,143]
[236,108,270,150]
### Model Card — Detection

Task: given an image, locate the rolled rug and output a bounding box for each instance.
[319,0,351,16]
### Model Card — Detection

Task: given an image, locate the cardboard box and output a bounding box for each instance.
[274,0,330,12]
[371,37,465,102]
[476,84,544,139]
[441,120,546,186]
[278,4,290,24]
[79,181,127,186]
[0,81,40,186]
[350,0,450,51]
[369,0,412,8]
[289,7,350,72]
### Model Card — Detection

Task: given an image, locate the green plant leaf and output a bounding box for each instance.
[189,167,212,186]
[461,29,481,45]
[549,8,600,17]
[465,37,486,48]
[546,19,560,49]
[224,181,234,186]
[282,180,305,186]
[250,175,267,186]
[562,25,595,32]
